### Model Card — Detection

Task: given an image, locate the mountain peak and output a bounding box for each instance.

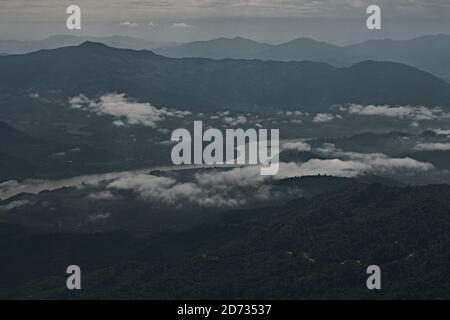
[211,36,258,44]
[77,41,110,49]
[289,37,320,43]
[284,37,338,47]
[231,36,253,42]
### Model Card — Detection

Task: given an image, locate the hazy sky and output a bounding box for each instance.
[1,0,449,44]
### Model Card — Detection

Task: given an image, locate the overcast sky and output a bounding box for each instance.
[1,0,449,44]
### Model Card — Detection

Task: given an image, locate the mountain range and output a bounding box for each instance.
[1,34,450,300]
[1,42,449,112]
[3,34,449,81]
[0,35,176,55]
[158,36,361,67]
[157,34,450,81]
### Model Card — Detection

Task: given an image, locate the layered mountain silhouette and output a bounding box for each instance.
[1,34,450,301]
[158,34,450,81]
[3,34,449,80]
[157,36,366,66]
[0,35,175,55]
[348,34,450,81]
[156,36,272,60]
[1,42,449,112]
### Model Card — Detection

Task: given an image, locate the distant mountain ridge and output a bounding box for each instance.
[347,34,450,81]
[254,37,363,67]
[1,42,449,112]
[3,34,449,80]
[157,36,272,60]
[0,35,176,55]
[157,34,450,80]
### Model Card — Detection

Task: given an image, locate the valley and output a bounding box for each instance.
[0,39,449,300]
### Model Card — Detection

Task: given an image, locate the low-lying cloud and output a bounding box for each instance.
[342,104,450,121]
[107,169,272,208]
[314,143,434,174]
[120,21,138,27]
[0,199,31,211]
[69,93,191,127]
[430,129,450,137]
[312,113,340,123]
[172,22,192,28]
[107,151,433,207]
[223,115,248,126]
[88,191,116,201]
[0,146,435,208]
[281,140,312,152]
[414,142,450,151]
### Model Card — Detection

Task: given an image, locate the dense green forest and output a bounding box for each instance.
[1,183,450,299]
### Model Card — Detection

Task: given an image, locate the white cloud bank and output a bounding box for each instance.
[0,150,434,208]
[430,129,450,137]
[107,151,433,207]
[341,104,450,121]
[312,113,340,123]
[414,143,450,151]
[172,22,192,28]
[69,93,191,127]
[120,21,138,27]
[107,169,271,208]
[313,143,434,174]
[88,191,116,201]
[223,115,248,126]
[0,199,31,211]
[281,140,312,152]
